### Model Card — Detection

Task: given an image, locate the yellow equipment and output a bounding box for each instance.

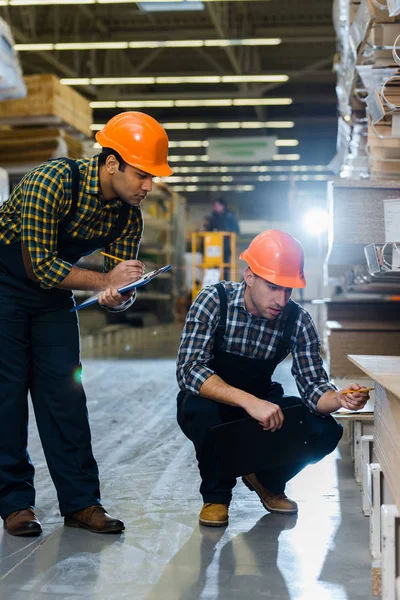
[191,231,236,301]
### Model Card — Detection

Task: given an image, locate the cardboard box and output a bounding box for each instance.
[370,23,400,45]
[0,74,92,137]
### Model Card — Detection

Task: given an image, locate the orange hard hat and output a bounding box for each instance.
[95,111,173,177]
[240,230,306,288]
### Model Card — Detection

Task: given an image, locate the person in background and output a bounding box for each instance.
[203,197,240,234]
[176,230,370,527]
[0,112,172,536]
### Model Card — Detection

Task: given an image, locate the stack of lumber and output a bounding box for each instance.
[0,74,91,172]
[0,127,83,167]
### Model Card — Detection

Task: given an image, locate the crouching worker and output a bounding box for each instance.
[176,230,370,527]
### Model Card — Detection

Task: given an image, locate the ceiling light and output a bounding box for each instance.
[221,75,288,83]
[91,121,295,131]
[171,185,255,192]
[168,155,210,162]
[15,38,281,52]
[275,139,299,147]
[272,154,300,161]
[4,0,285,4]
[170,165,327,173]
[14,43,55,51]
[168,141,209,147]
[233,98,292,106]
[175,99,233,107]
[63,76,288,86]
[118,100,175,108]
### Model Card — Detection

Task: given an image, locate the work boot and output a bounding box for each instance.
[243,474,298,514]
[64,506,125,533]
[199,503,229,527]
[4,508,42,536]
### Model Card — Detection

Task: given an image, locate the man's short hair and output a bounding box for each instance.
[214,197,227,208]
[98,147,128,172]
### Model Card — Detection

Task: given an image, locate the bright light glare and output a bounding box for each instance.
[303,210,329,236]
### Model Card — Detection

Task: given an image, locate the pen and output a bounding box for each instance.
[100,251,124,263]
[341,387,374,395]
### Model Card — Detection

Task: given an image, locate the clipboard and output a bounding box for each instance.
[211,405,312,479]
[70,264,172,312]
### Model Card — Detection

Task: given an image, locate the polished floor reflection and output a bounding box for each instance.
[0,359,374,599]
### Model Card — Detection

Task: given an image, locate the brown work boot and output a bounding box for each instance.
[64,506,125,533]
[199,503,229,527]
[4,508,42,536]
[243,474,298,514]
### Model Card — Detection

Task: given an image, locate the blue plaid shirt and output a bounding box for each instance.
[176,280,337,413]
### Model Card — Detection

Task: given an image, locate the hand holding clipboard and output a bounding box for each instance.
[70,253,172,312]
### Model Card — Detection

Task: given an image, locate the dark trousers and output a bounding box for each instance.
[177,392,343,504]
[0,287,100,518]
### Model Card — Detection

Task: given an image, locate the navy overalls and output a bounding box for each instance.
[0,159,130,518]
[177,283,343,505]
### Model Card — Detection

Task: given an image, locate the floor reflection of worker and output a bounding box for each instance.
[176,230,370,528]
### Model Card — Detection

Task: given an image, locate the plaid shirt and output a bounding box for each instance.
[0,156,143,289]
[176,280,337,413]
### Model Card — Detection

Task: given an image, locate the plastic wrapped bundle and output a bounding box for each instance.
[0,17,26,101]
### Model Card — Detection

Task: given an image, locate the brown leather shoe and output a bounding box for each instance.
[4,508,42,536]
[64,506,125,533]
[243,474,298,514]
[199,503,229,527]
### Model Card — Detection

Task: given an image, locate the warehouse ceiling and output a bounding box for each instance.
[1,0,337,207]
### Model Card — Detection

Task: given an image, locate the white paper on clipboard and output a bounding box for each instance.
[70,264,172,312]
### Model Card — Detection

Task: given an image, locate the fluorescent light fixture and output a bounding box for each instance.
[170,185,255,192]
[169,140,209,147]
[91,121,295,131]
[90,77,156,85]
[89,98,292,108]
[14,43,55,51]
[175,99,233,107]
[63,76,289,86]
[57,42,129,50]
[15,38,281,52]
[233,98,292,106]
[118,100,175,108]
[170,165,327,173]
[222,75,288,83]
[156,76,221,84]
[275,139,299,147]
[272,154,300,161]
[6,0,277,3]
[168,155,210,162]
[137,0,204,12]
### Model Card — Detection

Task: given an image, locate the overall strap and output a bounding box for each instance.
[59,158,81,227]
[214,282,228,351]
[277,299,299,355]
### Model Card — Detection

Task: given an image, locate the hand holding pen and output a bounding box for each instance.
[338,384,372,412]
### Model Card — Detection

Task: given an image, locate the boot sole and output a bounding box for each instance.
[64,518,125,533]
[199,517,228,528]
[5,527,42,537]
[242,477,298,514]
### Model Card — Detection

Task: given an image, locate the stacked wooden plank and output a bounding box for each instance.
[0,127,83,167]
[0,74,92,172]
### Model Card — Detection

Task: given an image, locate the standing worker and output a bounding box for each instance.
[176,230,370,527]
[203,197,240,234]
[0,112,172,536]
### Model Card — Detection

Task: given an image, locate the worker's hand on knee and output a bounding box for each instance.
[106,260,145,288]
[338,384,370,412]
[98,288,133,308]
[246,398,284,432]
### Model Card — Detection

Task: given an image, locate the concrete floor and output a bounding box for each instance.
[0,359,374,600]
